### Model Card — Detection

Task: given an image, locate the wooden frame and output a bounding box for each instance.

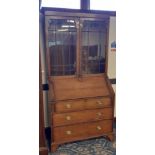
[44,11,110,19]
[41,7,116,16]
[39,50,48,155]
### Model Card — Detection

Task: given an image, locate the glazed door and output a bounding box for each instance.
[46,17,78,76]
[80,18,107,76]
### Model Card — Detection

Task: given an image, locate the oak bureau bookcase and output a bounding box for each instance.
[43,8,115,152]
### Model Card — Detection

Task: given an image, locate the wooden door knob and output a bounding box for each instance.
[96,126,102,130]
[66,130,72,135]
[66,116,71,120]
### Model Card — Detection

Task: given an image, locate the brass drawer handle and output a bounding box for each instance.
[66,116,71,121]
[97,101,103,105]
[96,126,102,130]
[66,103,71,109]
[66,130,72,135]
[97,112,102,116]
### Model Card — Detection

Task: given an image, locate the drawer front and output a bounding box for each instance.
[55,100,85,113]
[85,97,111,109]
[54,97,111,113]
[53,108,113,127]
[53,120,113,142]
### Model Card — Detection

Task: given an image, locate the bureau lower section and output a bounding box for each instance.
[50,97,114,152]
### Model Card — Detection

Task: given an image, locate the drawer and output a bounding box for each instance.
[53,120,113,142]
[54,97,111,113]
[54,99,85,113]
[85,97,111,109]
[53,108,113,127]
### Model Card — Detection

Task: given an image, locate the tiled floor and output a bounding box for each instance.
[49,137,116,155]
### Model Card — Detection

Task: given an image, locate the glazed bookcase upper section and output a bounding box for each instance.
[43,8,114,78]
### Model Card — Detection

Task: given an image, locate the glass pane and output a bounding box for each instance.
[48,19,76,76]
[81,20,106,74]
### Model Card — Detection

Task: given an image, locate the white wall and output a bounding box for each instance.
[108,16,116,78]
[108,16,116,117]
